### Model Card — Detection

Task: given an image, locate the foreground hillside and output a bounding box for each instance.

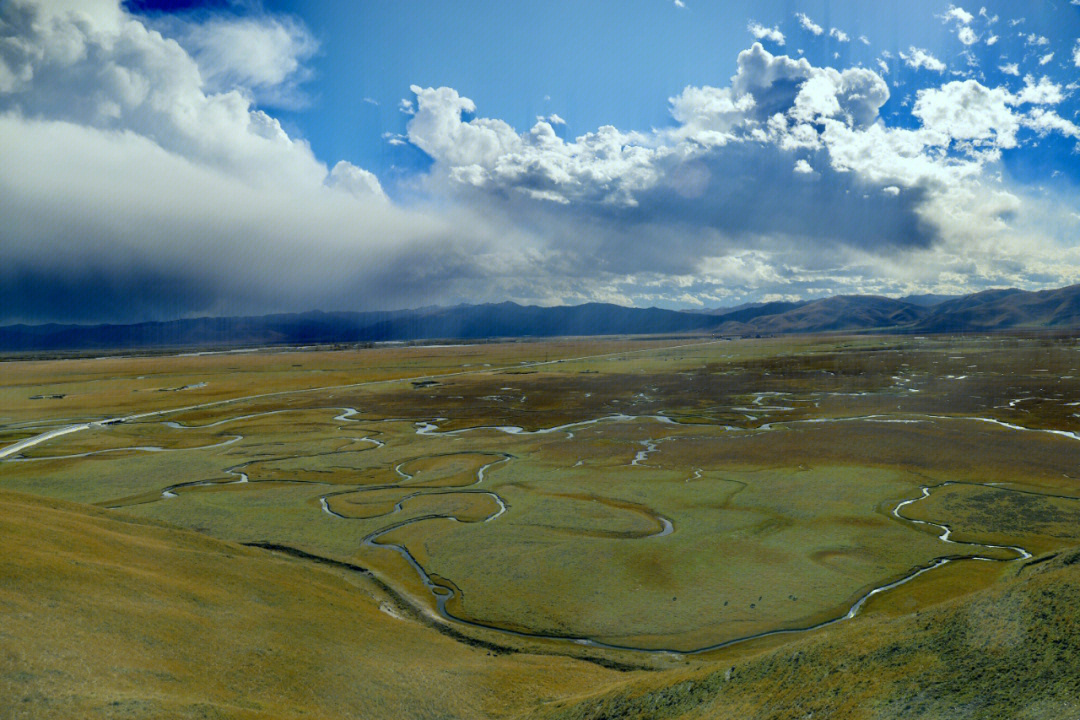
[535,552,1080,720]
[0,490,624,719]
[4,488,1079,719]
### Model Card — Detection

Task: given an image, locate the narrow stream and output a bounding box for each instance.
[5,396,1079,656]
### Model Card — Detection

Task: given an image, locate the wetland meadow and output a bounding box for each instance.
[4,334,1080,718]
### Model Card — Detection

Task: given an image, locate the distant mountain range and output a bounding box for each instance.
[3,284,1080,352]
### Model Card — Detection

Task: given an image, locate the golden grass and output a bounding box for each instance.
[532,547,1080,720]
[5,334,1080,717]
[0,489,629,719]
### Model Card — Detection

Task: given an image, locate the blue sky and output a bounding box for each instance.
[262,0,1080,190]
[2,0,1080,322]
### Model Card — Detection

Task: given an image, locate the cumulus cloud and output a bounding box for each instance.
[795,12,823,36]
[403,42,1077,279]
[162,14,318,109]
[387,42,1080,306]
[328,161,388,200]
[408,84,663,206]
[914,80,1021,149]
[748,21,785,45]
[829,28,850,43]
[1000,63,1020,75]
[0,1,330,189]
[942,6,979,45]
[1014,75,1064,105]
[1024,108,1080,138]
[911,76,1066,152]
[943,5,975,25]
[900,47,947,72]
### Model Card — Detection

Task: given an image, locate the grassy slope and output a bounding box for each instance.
[6,485,1078,720]
[531,549,1080,720]
[0,490,624,720]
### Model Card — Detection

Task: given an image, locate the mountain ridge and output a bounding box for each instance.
[4,285,1080,352]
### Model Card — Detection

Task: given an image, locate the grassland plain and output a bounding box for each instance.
[3,334,1080,717]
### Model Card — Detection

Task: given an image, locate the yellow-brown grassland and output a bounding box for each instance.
[3,334,1080,718]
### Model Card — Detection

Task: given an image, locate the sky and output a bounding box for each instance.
[2,0,1080,324]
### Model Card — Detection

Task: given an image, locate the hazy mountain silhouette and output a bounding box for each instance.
[3,285,1080,352]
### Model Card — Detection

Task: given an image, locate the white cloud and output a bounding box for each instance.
[913,80,1020,149]
[1023,33,1050,46]
[401,39,1080,305]
[986,34,999,45]
[408,84,666,206]
[906,75,1065,154]
[1038,52,1054,66]
[877,59,890,75]
[943,5,975,24]
[1024,108,1080,138]
[0,1,333,190]
[859,35,870,45]
[399,98,415,115]
[1074,40,1080,67]
[900,47,947,72]
[668,84,753,144]
[539,113,566,125]
[748,21,785,45]
[943,4,979,45]
[791,66,890,128]
[1014,75,1064,105]
[328,161,388,201]
[363,97,379,106]
[674,0,685,7]
[795,12,823,36]
[166,15,318,108]
[999,63,1020,75]
[829,28,850,43]
[979,8,999,24]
